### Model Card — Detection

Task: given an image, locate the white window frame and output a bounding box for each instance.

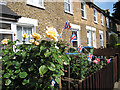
[106,17,109,28]
[86,26,97,47]
[101,13,104,26]
[0,20,15,55]
[94,8,98,24]
[16,25,34,45]
[92,27,96,48]
[15,17,38,45]
[86,26,91,46]
[99,30,103,47]
[27,0,45,9]
[64,0,73,15]
[81,2,87,20]
[71,24,81,47]
[0,20,14,39]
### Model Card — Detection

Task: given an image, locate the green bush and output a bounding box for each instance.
[109,33,118,48]
[1,39,70,89]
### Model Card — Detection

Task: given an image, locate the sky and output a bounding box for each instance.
[94,0,118,15]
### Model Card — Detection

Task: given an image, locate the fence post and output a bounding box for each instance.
[115,53,119,82]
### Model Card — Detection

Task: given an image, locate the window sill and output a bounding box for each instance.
[27,3,45,10]
[94,21,98,24]
[81,17,87,20]
[101,24,104,27]
[64,10,73,15]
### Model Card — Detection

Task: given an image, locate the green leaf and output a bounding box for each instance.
[57,57,63,64]
[44,50,51,57]
[11,75,16,80]
[28,66,34,72]
[55,78,60,84]
[22,79,29,85]
[5,79,11,86]
[22,51,26,58]
[4,73,10,78]
[19,72,28,78]
[52,74,61,77]
[39,65,48,75]
[40,46,46,50]
[47,62,55,71]
[15,70,20,74]
[59,70,64,76]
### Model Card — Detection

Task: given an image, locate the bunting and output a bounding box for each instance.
[60,32,63,41]
[70,33,76,43]
[88,53,93,62]
[63,21,72,30]
[77,45,83,53]
[107,59,111,64]
[50,76,55,86]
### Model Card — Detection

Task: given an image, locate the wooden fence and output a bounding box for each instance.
[60,48,120,90]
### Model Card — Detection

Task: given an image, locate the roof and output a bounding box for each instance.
[86,2,106,15]
[0,4,21,19]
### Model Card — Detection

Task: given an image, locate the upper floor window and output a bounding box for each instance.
[106,17,109,28]
[110,20,113,29]
[94,8,98,23]
[64,0,73,14]
[81,2,87,19]
[27,0,45,9]
[101,13,104,26]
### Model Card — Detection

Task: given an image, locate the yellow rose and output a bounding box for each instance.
[23,33,29,38]
[32,33,41,40]
[35,41,39,45]
[58,56,61,58]
[1,39,9,45]
[45,26,59,41]
[29,39,35,44]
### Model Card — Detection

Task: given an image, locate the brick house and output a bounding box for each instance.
[0,0,112,50]
[105,9,120,46]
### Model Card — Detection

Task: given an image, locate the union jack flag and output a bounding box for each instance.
[107,59,111,64]
[63,22,68,30]
[50,76,55,86]
[70,33,76,43]
[60,32,63,41]
[77,45,83,53]
[68,22,72,30]
[95,58,100,62]
[63,21,72,30]
[88,53,93,62]
[51,79,55,86]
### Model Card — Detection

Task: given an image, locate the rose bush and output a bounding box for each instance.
[1,28,70,89]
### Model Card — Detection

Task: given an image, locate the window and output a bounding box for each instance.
[27,0,45,9]
[110,20,113,29]
[71,30,80,47]
[106,17,109,28]
[99,31,103,47]
[101,13,104,26]
[17,26,32,44]
[0,22,13,56]
[92,31,96,48]
[64,0,73,14]
[71,24,80,47]
[94,9,98,23]
[81,2,86,19]
[87,30,91,46]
